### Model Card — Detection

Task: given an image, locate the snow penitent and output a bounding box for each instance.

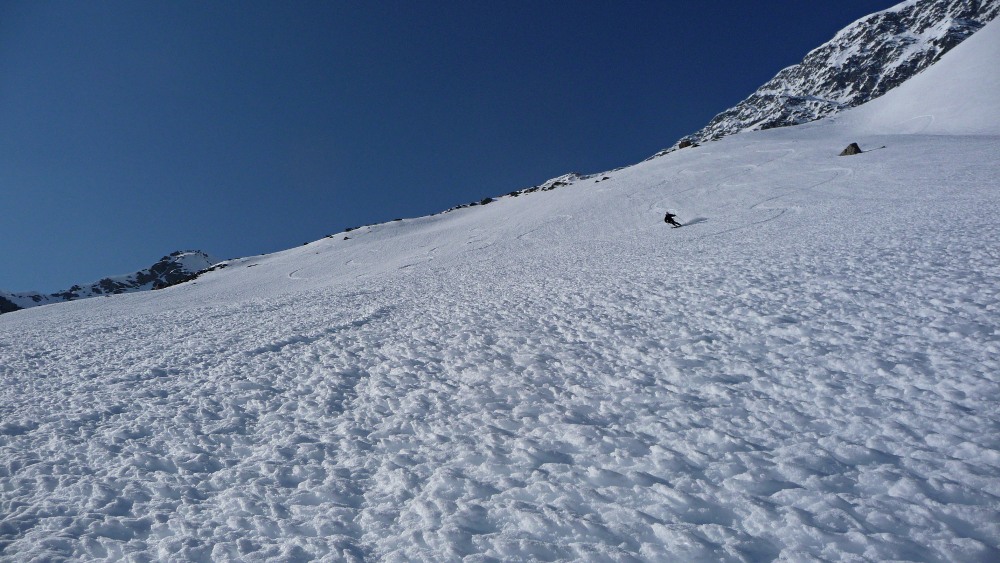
[2,13,1000,563]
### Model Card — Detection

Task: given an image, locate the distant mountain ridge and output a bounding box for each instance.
[654,0,1000,156]
[0,250,218,314]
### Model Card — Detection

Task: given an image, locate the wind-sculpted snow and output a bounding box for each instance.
[2,123,999,560]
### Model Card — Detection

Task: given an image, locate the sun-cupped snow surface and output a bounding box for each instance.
[2,30,1000,563]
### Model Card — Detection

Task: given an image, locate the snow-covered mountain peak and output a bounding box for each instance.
[654,0,1000,156]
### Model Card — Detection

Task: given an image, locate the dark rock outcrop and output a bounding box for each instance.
[840,142,863,155]
[0,295,22,314]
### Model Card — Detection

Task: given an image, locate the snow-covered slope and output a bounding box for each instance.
[654,0,1000,155]
[0,250,218,313]
[840,17,1000,134]
[1,16,999,563]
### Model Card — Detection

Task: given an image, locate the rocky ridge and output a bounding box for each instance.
[0,250,219,314]
[654,0,1000,157]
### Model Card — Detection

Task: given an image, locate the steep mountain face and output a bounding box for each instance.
[654,0,999,156]
[0,250,218,314]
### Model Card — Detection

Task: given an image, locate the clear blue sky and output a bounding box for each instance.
[1,1,893,292]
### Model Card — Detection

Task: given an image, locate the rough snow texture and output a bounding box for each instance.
[0,250,219,313]
[654,0,1000,156]
[2,13,1000,563]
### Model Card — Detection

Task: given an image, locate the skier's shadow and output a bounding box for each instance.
[683,217,708,226]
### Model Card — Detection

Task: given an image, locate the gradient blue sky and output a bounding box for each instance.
[1,1,893,292]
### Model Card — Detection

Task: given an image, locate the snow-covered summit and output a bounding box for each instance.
[653,0,1000,156]
[0,250,219,314]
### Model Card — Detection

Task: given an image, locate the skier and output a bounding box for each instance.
[664,211,682,228]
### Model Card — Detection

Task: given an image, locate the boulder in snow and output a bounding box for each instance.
[839,142,863,156]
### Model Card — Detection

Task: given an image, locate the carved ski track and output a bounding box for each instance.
[702,166,853,238]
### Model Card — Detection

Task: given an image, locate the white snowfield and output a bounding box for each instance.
[2,20,999,563]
